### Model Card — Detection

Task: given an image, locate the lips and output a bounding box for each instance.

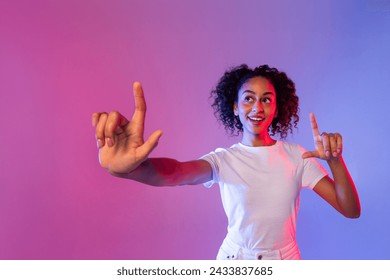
[248,116,264,122]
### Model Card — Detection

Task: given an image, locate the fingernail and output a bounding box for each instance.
[106,137,113,147]
[325,151,330,158]
[97,139,103,149]
[333,152,338,157]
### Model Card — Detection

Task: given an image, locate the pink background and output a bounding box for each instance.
[1,0,389,259]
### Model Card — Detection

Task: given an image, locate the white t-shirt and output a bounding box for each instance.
[201,141,327,251]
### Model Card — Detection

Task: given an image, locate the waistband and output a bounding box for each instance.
[217,237,301,260]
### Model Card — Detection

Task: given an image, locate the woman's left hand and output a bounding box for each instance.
[302,113,343,161]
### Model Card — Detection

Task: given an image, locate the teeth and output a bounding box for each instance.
[249,117,263,121]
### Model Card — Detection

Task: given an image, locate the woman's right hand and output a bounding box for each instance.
[92,82,162,175]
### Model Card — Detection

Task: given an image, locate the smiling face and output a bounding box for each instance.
[234,76,278,146]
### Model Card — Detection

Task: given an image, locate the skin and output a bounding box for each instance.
[92,82,212,186]
[303,113,360,218]
[234,76,277,147]
[92,79,360,218]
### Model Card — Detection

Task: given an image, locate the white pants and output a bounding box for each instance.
[216,237,301,260]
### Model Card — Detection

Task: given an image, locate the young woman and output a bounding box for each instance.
[92,64,360,260]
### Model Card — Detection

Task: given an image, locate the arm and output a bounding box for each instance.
[92,82,212,187]
[312,157,360,218]
[302,113,361,218]
[113,158,212,186]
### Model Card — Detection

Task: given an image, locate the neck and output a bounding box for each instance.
[241,132,276,147]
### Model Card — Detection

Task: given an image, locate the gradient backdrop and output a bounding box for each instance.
[1,0,389,259]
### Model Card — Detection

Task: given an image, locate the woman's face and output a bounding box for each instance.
[234,76,277,139]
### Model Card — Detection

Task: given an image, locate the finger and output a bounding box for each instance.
[309,113,326,157]
[105,111,129,147]
[137,130,163,159]
[309,112,320,139]
[95,112,108,148]
[92,112,100,127]
[335,133,343,155]
[131,81,146,135]
[302,150,320,159]
[322,133,331,159]
[329,133,338,157]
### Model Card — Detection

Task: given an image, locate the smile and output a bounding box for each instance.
[248,116,264,121]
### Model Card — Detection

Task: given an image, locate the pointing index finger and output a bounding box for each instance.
[132,81,147,130]
[133,81,146,112]
[310,112,321,142]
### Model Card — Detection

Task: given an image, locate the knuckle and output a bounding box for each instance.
[94,112,108,120]
[108,111,120,119]
[322,134,329,142]
[105,112,120,135]
[95,114,108,136]
[95,127,105,138]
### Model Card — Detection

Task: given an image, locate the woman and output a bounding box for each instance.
[92,64,360,260]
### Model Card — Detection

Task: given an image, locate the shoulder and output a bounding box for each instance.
[278,141,305,154]
[277,141,315,165]
[201,143,244,164]
[210,143,242,155]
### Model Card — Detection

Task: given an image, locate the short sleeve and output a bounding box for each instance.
[199,151,220,188]
[293,144,327,189]
[302,157,328,189]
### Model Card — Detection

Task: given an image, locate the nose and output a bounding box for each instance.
[252,101,263,113]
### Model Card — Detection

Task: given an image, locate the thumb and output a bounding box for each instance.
[138,129,163,157]
[302,150,319,159]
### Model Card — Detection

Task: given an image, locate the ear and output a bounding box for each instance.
[234,103,238,116]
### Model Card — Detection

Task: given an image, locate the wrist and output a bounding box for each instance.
[326,155,344,167]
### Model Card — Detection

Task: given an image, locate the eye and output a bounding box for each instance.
[262,97,272,104]
[243,96,254,103]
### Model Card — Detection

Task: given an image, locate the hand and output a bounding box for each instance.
[302,113,342,161]
[92,82,162,174]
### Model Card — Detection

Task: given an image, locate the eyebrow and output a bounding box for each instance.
[241,90,274,96]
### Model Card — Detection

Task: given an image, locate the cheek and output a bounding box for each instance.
[236,103,249,115]
[270,104,278,115]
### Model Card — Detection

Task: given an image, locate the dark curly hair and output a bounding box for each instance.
[211,64,299,139]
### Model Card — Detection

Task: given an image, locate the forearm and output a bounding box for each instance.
[109,158,211,187]
[110,158,183,186]
[327,156,361,218]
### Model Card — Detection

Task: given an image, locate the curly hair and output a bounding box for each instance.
[211,64,299,139]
